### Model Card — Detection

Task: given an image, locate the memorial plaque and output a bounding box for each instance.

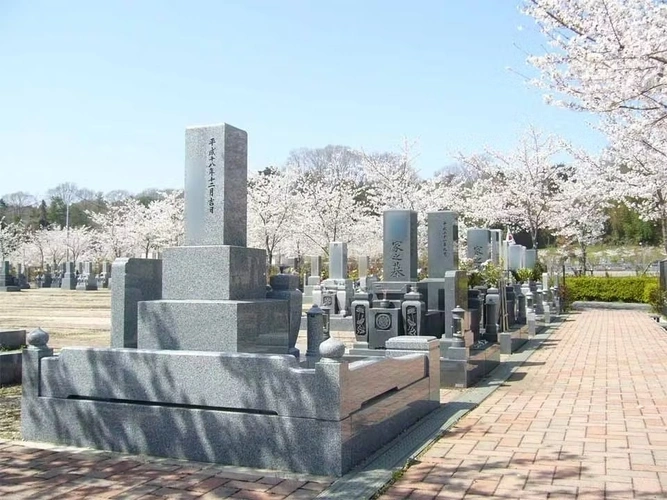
[354,304,367,338]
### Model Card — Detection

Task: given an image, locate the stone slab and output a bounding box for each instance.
[0,351,22,385]
[111,258,163,349]
[137,299,291,353]
[440,342,501,388]
[162,245,267,301]
[299,315,353,332]
[0,329,26,350]
[500,325,530,355]
[24,347,437,476]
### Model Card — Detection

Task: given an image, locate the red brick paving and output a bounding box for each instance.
[0,442,331,499]
[382,309,667,499]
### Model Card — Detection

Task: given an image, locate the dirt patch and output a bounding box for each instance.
[0,385,21,440]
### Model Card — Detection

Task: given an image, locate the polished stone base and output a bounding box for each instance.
[440,342,501,388]
[23,343,440,476]
[500,326,530,355]
[0,286,20,292]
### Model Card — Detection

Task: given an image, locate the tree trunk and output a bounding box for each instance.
[662,215,667,255]
[580,242,587,276]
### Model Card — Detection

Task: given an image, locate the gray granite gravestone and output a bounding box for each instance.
[508,244,524,271]
[319,242,354,316]
[466,228,491,266]
[60,262,77,290]
[98,261,111,288]
[303,255,322,302]
[76,261,98,291]
[416,211,459,337]
[524,249,537,269]
[22,122,441,477]
[383,210,418,281]
[490,229,502,265]
[0,261,19,292]
[184,124,247,247]
[358,255,370,278]
[138,124,288,352]
[426,211,458,277]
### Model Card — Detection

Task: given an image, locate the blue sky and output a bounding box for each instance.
[0,0,605,198]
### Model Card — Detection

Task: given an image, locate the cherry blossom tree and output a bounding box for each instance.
[455,127,568,249]
[286,146,366,256]
[42,226,68,269]
[0,217,24,263]
[247,167,299,267]
[522,0,667,249]
[87,202,137,260]
[67,226,94,263]
[550,153,608,271]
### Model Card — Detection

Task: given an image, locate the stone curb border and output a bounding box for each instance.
[317,317,565,500]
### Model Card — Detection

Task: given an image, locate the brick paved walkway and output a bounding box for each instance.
[0,441,331,499]
[381,310,667,499]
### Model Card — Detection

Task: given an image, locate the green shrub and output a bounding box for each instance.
[565,276,659,303]
[642,282,666,313]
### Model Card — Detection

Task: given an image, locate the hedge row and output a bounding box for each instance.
[565,276,659,303]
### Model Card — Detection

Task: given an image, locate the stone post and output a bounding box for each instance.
[526,289,536,336]
[306,305,324,367]
[505,285,516,326]
[516,286,526,325]
[484,287,500,342]
[22,328,53,401]
[467,289,482,342]
[534,285,544,315]
[267,272,303,358]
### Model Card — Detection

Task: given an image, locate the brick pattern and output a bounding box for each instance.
[0,443,331,499]
[382,310,667,499]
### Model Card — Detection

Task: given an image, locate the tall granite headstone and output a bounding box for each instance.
[524,249,537,269]
[136,123,290,352]
[329,242,347,279]
[303,255,322,302]
[508,244,524,271]
[319,242,353,315]
[184,123,247,247]
[0,261,19,292]
[490,229,502,266]
[61,262,77,290]
[466,229,491,266]
[383,210,418,282]
[427,211,458,277]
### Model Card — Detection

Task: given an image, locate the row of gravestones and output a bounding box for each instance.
[0,260,112,292]
[300,218,558,368]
